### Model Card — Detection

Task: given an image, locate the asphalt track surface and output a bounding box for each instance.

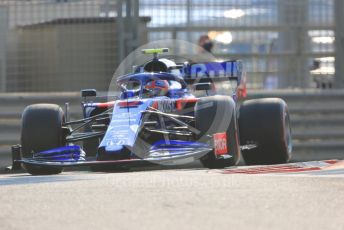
[1,161,344,230]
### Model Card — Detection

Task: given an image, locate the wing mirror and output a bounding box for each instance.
[81,89,97,98]
[193,83,212,91]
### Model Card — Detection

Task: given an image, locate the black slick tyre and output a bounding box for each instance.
[238,98,292,165]
[195,95,240,169]
[21,104,66,175]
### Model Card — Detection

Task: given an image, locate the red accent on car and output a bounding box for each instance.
[118,101,143,108]
[94,101,116,108]
[151,101,159,109]
[237,85,247,99]
[175,98,199,110]
[145,80,169,90]
[214,132,228,156]
[237,76,247,99]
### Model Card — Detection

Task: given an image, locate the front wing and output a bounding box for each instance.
[15,146,213,170]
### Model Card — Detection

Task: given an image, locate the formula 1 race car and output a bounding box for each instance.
[12,48,292,175]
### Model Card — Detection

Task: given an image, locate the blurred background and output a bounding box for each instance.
[0,0,343,91]
[0,0,343,167]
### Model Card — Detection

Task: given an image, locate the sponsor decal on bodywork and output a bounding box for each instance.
[151,99,176,113]
[214,132,228,156]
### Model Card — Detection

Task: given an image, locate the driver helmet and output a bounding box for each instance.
[144,79,169,96]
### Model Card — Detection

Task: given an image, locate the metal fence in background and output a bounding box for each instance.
[0,0,340,92]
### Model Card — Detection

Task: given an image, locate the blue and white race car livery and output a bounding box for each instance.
[13,48,292,175]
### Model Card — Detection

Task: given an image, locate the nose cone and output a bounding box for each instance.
[97,145,131,161]
[97,99,151,161]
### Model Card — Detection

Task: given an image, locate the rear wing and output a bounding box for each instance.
[182,60,244,85]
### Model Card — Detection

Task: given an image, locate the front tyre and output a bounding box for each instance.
[195,96,240,169]
[21,104,66,175]
[238,98,292,165]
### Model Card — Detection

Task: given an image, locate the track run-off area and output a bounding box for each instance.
[1,160,344,230]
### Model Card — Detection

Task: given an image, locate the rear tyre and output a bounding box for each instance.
[21,104,66,175]
[195,96,240,169]
[238,98,292,165]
